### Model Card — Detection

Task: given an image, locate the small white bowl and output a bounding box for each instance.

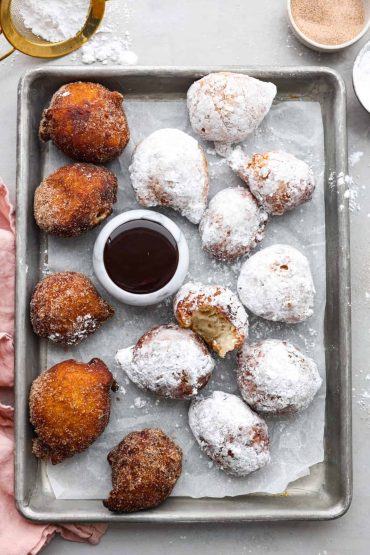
[93,209,189,306]
[353,39,370,113]
[287,0,370,53]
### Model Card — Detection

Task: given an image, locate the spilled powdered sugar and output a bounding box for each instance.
[79,0,138,65]
[116,325,215,399]
[237,339,323,414]
[174,282,248,337]
[189,391,270,476]
[349,151,364,167]
[129,129,209,224]
[228,148,315,215]
[237,244,315,324]
[329,171,360,212]
[199,187,268,261]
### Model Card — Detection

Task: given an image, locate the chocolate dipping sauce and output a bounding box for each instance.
[103,219,179,294]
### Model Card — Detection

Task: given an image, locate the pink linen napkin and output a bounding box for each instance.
[0,179,108,554]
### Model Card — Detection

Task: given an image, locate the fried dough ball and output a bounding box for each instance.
[228,148,315,216]
[237,339,323,415]
[29,358,117,464]
[34,163,118,237]
[174,282,248,358]
[237,244,315,323]
[187,72,276,148]
[115,324,215,399]
[129,128,209,224]
[189,391,270,476]
[39,82,130,163]
[30,272,114,345]
[199,187,268,261]
[103,428,182,513]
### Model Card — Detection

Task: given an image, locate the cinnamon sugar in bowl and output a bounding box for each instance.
[288,0,370,52]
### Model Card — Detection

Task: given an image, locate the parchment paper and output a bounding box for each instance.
[43,96,326,499]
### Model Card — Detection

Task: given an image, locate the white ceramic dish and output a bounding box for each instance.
[287,0,370,53]
[353,39,370,113]
[93,209,189,306]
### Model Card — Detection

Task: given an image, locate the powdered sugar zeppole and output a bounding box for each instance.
[237,339,322,415]
[199,187,268,261]
[187,72,276,150]
[237,244,315,324]
[189,391,270,477]
[228,148,315,216]
[115,324,215,399]
[174,282,248,358]
[129,128,209,224]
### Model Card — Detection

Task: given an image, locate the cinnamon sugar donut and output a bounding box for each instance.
[129,128,208,224]
[115,324,215,399]
[187,72,276,148]
[30,272,114,345]
[103,428,182,513]
[237,244,315,323]
[174,282,248,358]
[237,339,323,415]
[199,187,268,261]
[228,148,315,216]
[189,391,270,476]
[40,82,130,163]
[34,163,117,237]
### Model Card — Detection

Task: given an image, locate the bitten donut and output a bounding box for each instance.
[129,128,209,224]
[115,324,215,399]
[237,339,323,415]
[237,244,315,323]
[189,391,270,476]
[174,282,248,358]
[199,187,268,261]
[39,81,130,163]
[228,148,315,216]
[103,428,182,513]
[187,72,276,148]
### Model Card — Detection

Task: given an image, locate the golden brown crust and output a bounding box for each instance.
[30,272,114,345]
[34,163,118,237]
[39,82,130,163]
[103,428,182,513]
[29,358,116,464]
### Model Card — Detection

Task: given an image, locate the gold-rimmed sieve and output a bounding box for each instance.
[0,0,107,61]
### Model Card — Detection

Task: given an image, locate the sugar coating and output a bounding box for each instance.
[228,148,315,216]
[187,72,276,145]
[115,324,215,399]
[237,339,323,414]
[189,391,270,476]
[199,187,268,261]
[237,244,315,324]
[174,282,249,340]
[129,128,209,224]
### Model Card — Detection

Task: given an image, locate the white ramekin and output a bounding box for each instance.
[353,39,370,113]
[287,0,370,53]
[93,209,189,306]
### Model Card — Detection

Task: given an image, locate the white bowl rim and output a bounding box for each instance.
[93,209,189,306]
[353,39,370,113]
[287,0,370,51]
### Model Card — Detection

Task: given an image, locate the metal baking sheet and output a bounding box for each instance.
[15,66,351,522]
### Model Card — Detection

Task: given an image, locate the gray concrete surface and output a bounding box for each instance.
[1,0,370,553]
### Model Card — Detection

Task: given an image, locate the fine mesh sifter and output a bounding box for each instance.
[0,0,107,61]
